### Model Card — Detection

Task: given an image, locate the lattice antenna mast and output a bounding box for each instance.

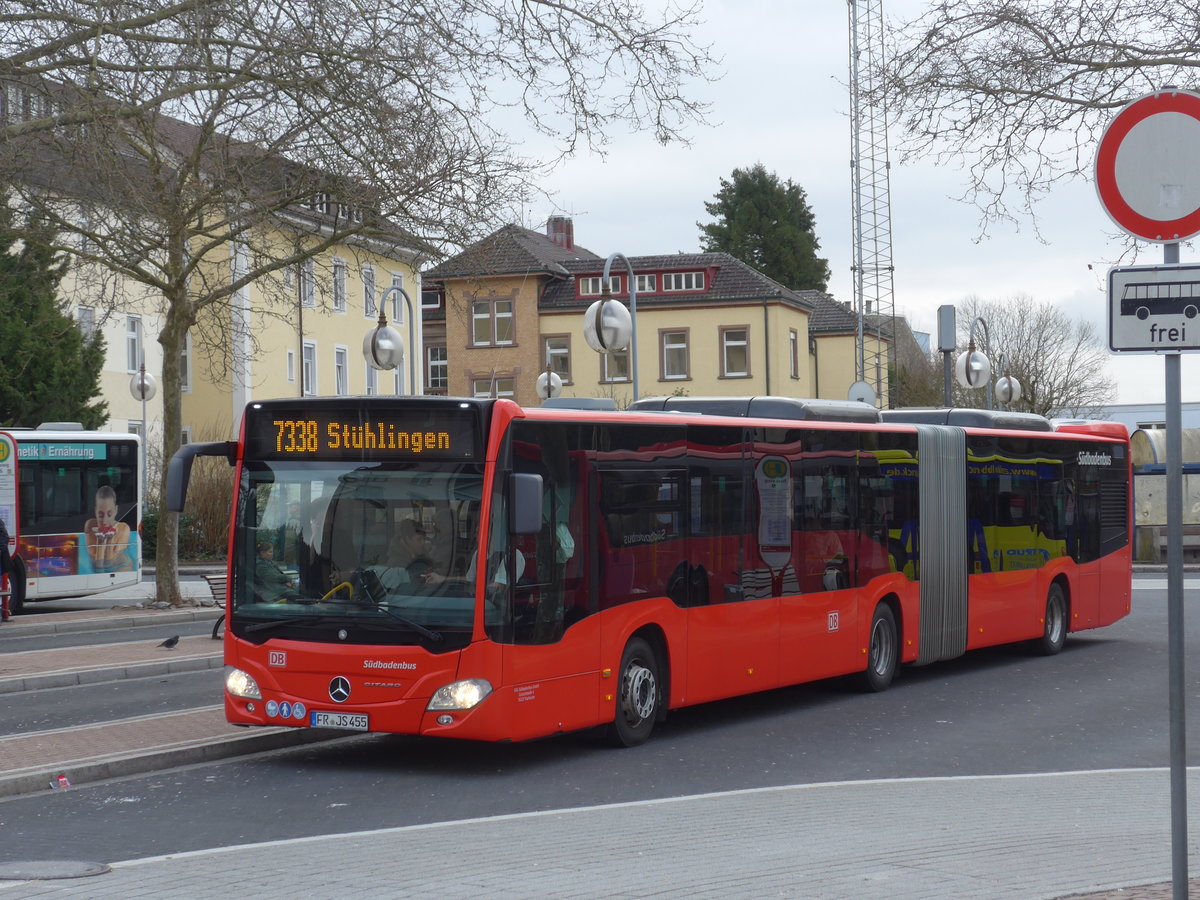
[848,0,896,407]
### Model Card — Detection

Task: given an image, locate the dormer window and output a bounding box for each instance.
[663,271,705,292]
[579,276,621,296]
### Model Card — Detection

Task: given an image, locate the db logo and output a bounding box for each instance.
[269,651,287,667]
[827,611,839,632]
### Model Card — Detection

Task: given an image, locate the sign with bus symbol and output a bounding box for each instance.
[1120,281,1200,320]
[1108,263,1200,353]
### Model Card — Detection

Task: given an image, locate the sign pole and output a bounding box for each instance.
[1095,89,1200,899]
[1163,240,1187,900]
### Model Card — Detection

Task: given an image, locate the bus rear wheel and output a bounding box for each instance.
[607,637,660,747]
[7,556,25,616]
[1035,583,1068,656]
[861,603,898,692]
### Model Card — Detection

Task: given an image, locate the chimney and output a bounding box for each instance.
[546,216,574,251]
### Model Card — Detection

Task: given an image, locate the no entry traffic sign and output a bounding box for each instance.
[1095,89,1200,242]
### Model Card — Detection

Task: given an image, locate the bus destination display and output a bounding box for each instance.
[246,406,480,460]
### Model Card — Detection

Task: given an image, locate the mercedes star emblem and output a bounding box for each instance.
[328,676,351,703]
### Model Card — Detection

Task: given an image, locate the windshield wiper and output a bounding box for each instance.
[370,605,444,643]
[243,615,325,635]
[273,600,446,643]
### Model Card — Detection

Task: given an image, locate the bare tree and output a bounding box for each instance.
[1,0,717,603]
[883,0,1191,232]
[952,296,1117,417]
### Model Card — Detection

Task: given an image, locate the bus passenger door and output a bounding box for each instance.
[497,425,600,738]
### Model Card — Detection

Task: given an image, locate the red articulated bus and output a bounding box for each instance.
[167,395,1132,746]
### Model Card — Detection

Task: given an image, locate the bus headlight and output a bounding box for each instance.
[225,667,262,700]
[427,678,492,711]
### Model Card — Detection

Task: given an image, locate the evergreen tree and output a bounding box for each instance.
[0,210,107,428]
[699,163,831,291]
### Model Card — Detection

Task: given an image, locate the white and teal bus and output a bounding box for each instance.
[0,425,141,614]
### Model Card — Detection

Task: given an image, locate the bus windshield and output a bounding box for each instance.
[230,459,486,649]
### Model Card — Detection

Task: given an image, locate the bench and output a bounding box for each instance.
[203,573,227,640]
[203,573,227,607]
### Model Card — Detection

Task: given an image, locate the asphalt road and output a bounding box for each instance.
[0,575,1191,864]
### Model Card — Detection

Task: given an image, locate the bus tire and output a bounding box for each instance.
[1035,582,1068,656]
[7,556,26,616]
[861,603,898,692]
[607,637,660,747]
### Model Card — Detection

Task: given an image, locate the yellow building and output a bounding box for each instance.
[59,229,423,452]
[422,217,890,407]
[0,82,425,447]
[182,237,423,443]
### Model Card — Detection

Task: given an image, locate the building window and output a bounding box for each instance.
[305,192,331,214]
[578,276,621,296]
[180,332,192,393]
[302,342,317,395]
[472,376,515,398]
[789,329,800,379]
[427,346,448,392]
[543,335,572,383]
[362,265,376,317]
[471,298,514,346]
[332,258,347,312]
[77,306,96,341]
[287,349,296,383]
[720,326,749,378]
[422,285,442,311]
[334,346,348,395]
[300,260,316,308]
[366,364,378,396]
[635,274,656,293]
[126,315,142,372]
[661,329,689,380]
[390,272,405,323]
[663,271,705,292]
[601,348,630,383]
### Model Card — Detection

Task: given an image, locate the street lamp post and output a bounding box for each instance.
[993,352,1023,409]
[582,253,639,402]
[366,286,415,393]
[127,323,156,490]
[954,316,1023,411]
[955,316,993,408]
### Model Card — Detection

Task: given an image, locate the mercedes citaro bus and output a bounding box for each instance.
[167,395,1131,746]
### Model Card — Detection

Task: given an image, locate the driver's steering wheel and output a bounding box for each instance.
[322,581,353,602]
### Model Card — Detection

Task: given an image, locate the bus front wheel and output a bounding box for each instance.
[1035,583,1068,656]
[6,556,25,616]
[861,603,898,692]
[607,637,661,747]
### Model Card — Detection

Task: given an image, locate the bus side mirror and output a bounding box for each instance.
[166,441,236,512]
[509,473,543,535]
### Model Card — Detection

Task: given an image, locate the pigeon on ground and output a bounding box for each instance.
[157,635,180,649]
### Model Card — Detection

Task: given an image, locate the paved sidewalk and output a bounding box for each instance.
[0,769,1197,898]
[0,582,340,799]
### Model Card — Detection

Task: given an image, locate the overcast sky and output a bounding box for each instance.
[527,0,1200,406]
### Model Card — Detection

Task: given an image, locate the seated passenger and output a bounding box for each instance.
[254,541,298,600]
